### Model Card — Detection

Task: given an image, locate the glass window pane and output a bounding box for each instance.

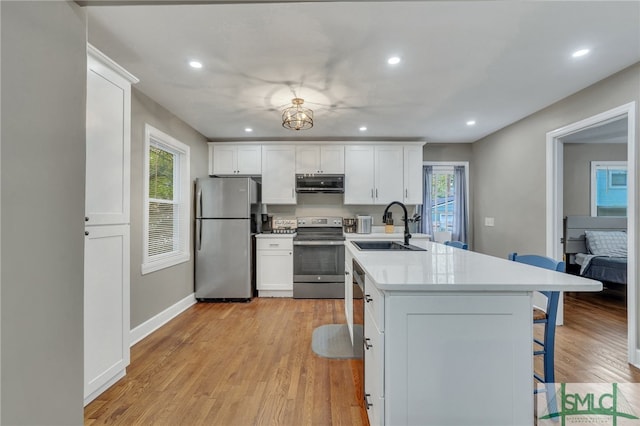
[148,201,177,256]
[594,166,627,217]
[149,145,174,200]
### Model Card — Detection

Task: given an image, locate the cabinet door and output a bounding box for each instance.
[296,145,321,174]
[364,306,385,426]
[320,145,345,174]
[257,250,293,290]
[374,145,404,205]
[211,144,237,175]
[262,145,297,204]
[344,145,375,204]
[85,57,131,226]
[236,145,262,174]
[403,146,423,204]
[84,225,130,402]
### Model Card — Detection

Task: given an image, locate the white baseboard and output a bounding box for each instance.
[130,293,196,347]
[84,369,126,407]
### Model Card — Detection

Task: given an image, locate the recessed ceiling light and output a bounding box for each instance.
[359,126,367,131]
[572,49,590,58]
[189,60,203,69]
[387,56,401,65]
[244,127,253,133]
[466,120,476,126]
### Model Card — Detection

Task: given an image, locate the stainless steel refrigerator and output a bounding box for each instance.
[195,177,260,301]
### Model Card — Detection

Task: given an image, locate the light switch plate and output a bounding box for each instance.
[484,217,495,227]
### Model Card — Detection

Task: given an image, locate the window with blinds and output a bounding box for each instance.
[142,124,190,274]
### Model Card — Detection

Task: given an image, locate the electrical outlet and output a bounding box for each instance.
[484,217,495,227]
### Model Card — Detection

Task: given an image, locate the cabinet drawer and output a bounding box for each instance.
[257,238,293,251]
[364,276,384,332]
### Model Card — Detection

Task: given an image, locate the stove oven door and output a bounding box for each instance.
[292,240,345,298]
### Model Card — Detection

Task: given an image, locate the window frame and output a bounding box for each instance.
[423,161,470,238]
[142,124,191,274]
[590,160,627,217]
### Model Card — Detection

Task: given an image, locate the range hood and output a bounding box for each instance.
[295,174,344,193]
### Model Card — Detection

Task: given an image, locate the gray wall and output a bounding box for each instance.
[424,143,473,162]
[473,62,639,257]
[564,143,627,216]
[1,2,86,424]
[130,89,208,328]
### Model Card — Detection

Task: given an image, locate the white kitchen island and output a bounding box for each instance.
[345,239,602,426]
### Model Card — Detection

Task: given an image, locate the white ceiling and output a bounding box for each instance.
[86,1,640,143]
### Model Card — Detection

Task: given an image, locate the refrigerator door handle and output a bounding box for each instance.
[196,219,202,251]
[196,188,203,219]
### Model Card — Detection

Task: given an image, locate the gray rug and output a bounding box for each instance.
[311,324,363,359]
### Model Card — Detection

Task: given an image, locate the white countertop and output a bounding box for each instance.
[345,232,430,240]
[348,239,602,292]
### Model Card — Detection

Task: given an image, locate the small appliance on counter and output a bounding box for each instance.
[343,218,357,233]
[356,215,372,234]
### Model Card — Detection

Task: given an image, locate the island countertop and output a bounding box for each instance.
[347,239,602,292]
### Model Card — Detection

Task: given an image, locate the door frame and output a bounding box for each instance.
[546,101,637,366]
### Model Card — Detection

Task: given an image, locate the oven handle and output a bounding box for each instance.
[293,240,345,246]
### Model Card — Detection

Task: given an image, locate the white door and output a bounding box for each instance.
[84,225,130,402]
[211,144,237,175]
[85,58,131,226]
[296,145,321,174]
[236,145,262,174]
[258,250,293,290]
[374,145,404,204]
[345,145,375,204]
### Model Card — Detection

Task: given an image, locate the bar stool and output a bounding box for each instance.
[508,253,563,386]
[444,240,468,250]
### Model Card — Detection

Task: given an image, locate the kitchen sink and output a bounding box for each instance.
[351,240,426,251]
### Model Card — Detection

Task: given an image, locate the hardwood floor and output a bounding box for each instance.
[85,299,368,425]
[86,291,640,425]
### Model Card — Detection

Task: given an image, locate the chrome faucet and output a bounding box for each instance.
[383,201,411,246]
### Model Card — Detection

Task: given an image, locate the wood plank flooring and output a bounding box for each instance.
[86,291,640,425]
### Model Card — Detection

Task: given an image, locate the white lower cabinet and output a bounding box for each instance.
[364,301,385,426]
[84,224,130,404]
[256,237,293,297]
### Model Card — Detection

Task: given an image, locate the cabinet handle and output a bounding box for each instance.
[85,216,89,222]
[85,231,89,236]
[405,188,408,198]
[365,294,373,303]
[375,188,378,198]
[345,271,350,275]
[292,188,294,198]
[364,394,373,409]
[364,337,372,350]
[269,243,279,247]
[370,189,374,199]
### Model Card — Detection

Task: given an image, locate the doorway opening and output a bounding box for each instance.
[546,102,637,366]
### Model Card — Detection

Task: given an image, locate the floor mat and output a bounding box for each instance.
[311,324,363,359]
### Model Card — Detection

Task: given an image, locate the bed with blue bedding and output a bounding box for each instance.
[564,216,627,285]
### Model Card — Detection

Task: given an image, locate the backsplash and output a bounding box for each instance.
[264,193,419,226]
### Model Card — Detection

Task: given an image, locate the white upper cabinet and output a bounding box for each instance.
[374,145,404,204]
[344,145,376,204]
[296,144,345,174]
[209,143,262,175]
[403,145,423,205]
[345,145,404,205]
[262,145,297,204]
[85,48,137,226]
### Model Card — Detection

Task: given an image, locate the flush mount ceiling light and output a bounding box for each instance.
[387,56,401,65]
[189,60,203,69]
[466,120,476,126]
[282,98,313,131]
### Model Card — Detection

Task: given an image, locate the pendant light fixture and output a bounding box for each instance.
[282,98,313,130]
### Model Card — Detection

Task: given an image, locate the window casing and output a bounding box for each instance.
[590,161,627,217]
[142,124,190,274]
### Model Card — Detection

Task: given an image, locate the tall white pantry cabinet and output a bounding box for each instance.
[84,45,138,405]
